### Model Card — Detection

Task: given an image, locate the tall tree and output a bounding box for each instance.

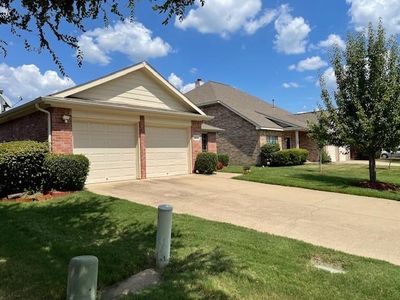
[321,22,400,183]
[307,110,331,173]
[0,0,204,75]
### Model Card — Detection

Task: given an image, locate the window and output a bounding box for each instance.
[202,134,208,152]
[267,135,279,144]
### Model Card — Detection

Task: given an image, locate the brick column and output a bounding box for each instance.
[207,132,217,153]
[191,121,202,172]
[139,116,146,179]
[50,107,73,154]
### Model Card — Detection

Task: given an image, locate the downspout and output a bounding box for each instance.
[35,103,51,151]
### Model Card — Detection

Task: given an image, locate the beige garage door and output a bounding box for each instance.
[146,126,189,178]
[73,121,138,184]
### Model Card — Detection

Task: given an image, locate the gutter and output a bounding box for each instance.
[35,103,51,150]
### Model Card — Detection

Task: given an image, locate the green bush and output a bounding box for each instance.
[195,152,218,174]
[270,148,309,167]
[217,153,230,166]
[321,149,332,164]
[44,154,90,191]
[260,143,280,165]
[0,141,49,196]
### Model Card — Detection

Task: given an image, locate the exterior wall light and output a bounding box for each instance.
[62,114,71,123]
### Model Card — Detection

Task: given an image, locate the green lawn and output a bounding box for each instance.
[222,164,400,201]
[1,192,400,299]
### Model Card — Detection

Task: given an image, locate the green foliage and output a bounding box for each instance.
[195,152,218,174]
[217,153,230,166]
[270,149,309,167]
[260,143,281,165]
[0,1,204,75]
[320,22,400,182]
[44,154,90,191]
[321,149,332,164]
[0,141,49,196]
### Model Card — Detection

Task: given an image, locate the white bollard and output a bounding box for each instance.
[155,204,173,268]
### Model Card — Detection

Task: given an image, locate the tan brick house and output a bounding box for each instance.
[0,62,218,183]
[186,81,350,165]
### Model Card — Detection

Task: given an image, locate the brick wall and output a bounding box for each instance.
[0,111,48,142]
[191,120,202,171]
[50,107,73,154]
[207,132,217,153]
[200,104,260,165]
[299,131,318,161]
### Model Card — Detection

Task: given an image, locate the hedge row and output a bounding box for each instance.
[270,148,309,166]
[0,141,89,197]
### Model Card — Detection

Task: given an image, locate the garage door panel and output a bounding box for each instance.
[73,121,138,184]
[146,126,189,178]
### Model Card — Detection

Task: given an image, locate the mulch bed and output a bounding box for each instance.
[357,181,400,191]
[1,191,73,203]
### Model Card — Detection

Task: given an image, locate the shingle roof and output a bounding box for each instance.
[201,123,225,132]
[185,81,306,130]
[293,111,318,124]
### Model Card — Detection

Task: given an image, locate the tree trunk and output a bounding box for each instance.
[319,148,323,173]
[368,154,377,183]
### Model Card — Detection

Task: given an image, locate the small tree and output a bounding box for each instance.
[307,110,331,172]
[321,22,400,183]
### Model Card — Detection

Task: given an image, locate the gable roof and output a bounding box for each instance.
[185,81,306,131]
[51,61,206,116]
[293,111,318,124]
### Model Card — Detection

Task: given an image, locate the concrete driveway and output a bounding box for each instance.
[88,173,400,265]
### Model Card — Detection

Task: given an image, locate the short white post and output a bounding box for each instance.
[156,204,173,268]
[66,255,98,300]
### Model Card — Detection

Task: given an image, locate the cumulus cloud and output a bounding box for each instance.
[347,0,400,34]
[168,73,201,94]
[274,5,311,54]
[0,63,75,104]
[282,82,300,89]
[289,56,328,72]
[318,34,346,50]
[317,67,337,90]
[78,20,172,65]
[175,0,282,37]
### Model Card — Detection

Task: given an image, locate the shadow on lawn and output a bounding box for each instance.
[0,193,239,300]
[290,172,359,188]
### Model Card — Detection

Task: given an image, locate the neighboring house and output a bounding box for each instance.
[0,62,218,183]
[186,81,350,165]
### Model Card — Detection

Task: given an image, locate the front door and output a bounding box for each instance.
[285,137,291,149]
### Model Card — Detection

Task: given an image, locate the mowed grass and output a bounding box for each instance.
[222,164,400,201]
[0,192,400,299]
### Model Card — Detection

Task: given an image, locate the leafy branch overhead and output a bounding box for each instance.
[0,0,204,75]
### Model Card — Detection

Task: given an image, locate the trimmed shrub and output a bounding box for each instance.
[321,149,332,164]
[270,148,309,167]
[195,152,218,174]
[217,153,230,166]
[44,154,90,191]
[260,143,280,165]
[0,141,49,196]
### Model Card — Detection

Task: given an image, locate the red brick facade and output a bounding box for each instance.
[191,120,202,171]
[0,111,48,142]
[49,107,73,154]
[207,132,217,153]
[139,116,146,179]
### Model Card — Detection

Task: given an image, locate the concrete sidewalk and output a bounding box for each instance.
[88,173,400,265]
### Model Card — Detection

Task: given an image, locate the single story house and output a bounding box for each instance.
[186,80,350,165]
[0,62,220,183]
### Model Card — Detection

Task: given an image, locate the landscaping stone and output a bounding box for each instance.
[101,269,160,299]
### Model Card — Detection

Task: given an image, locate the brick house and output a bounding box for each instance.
[0,62,218,183]
[186,81,350,165]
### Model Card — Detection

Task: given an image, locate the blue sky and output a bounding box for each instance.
[1,0,399,112]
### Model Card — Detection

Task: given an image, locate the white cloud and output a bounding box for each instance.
[190,67,198,74]
[168,73,201,94]
[289,56,328,72]
[78,20,172,65]
[347,0,400,34]
[175,0,280,37]
[282,82,300,89]
[317,67,337,90]
[318,34,346,50]
[0,63,75,104]
[274,5,311,54]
